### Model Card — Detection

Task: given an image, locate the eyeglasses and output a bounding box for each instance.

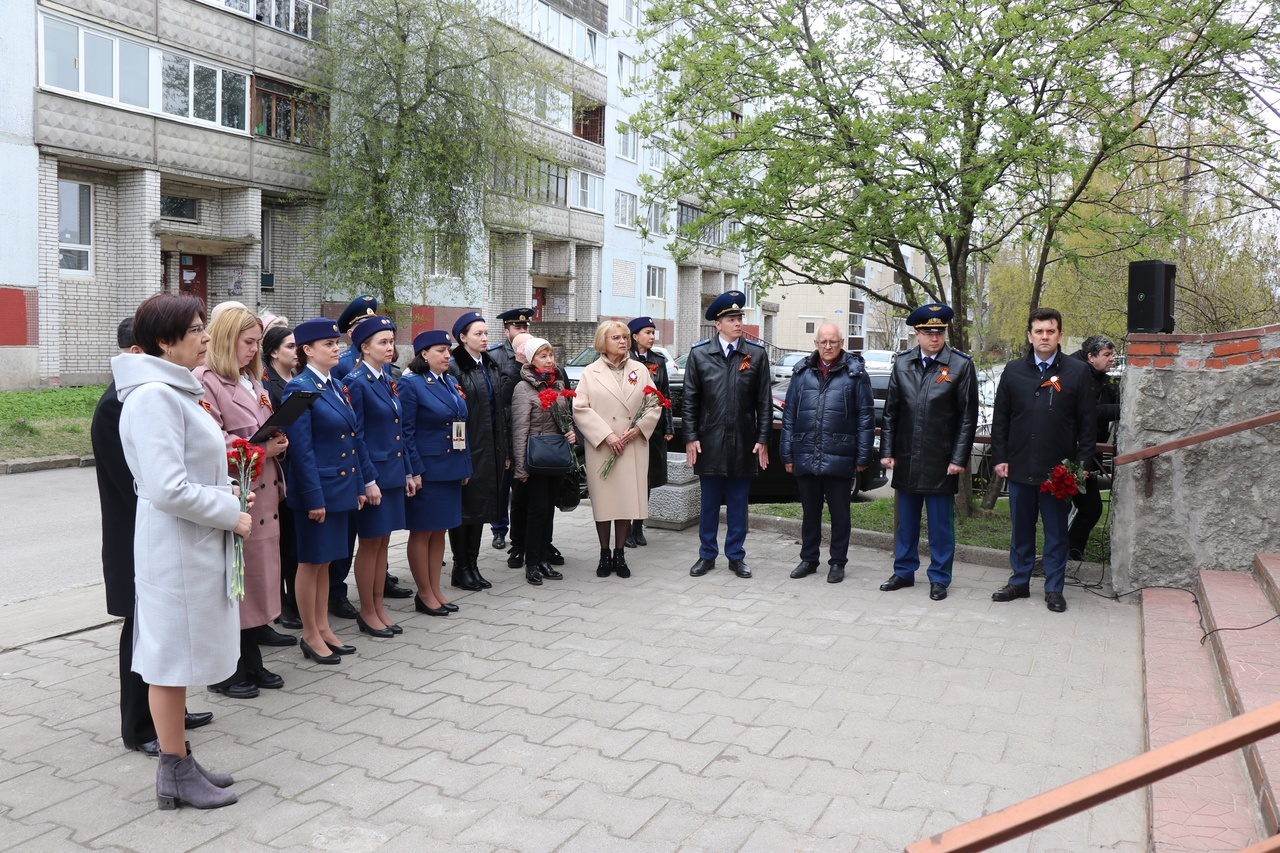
[816,340,841,348]
[187,323,207,335]
[917,329,945,336]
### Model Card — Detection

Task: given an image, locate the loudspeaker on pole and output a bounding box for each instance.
[1128,260,1176,334]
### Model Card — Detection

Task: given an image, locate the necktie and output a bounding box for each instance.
[479,361,494,399]
[726,343,735,359]
[922,356,932,370]
[1039,361,1049,375]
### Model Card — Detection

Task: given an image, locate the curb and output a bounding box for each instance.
[2,455,95,475]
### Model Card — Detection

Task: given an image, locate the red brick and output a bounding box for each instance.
[1129,332,1201,343]
[1212,339,1260,356]
[1203,327,1266,342]
[1181,359,1202,369]
[1204,357,1225,369]
[1153,357,1175,368]
[1129,343,1163,356]
[1128,356,1152,367]
[1224,354,1250,366]
[1160,342,1180,355]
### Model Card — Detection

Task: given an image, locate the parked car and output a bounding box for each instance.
[858,349,897,373]
[770,351,809,383]
[564,345,680,387]
[668,374,888,502]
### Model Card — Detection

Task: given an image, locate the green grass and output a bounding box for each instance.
[0,385,106,461]
[755,495,1112,563]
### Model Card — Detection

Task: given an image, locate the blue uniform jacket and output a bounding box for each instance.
[342,361,412,490]
[336,345,360,379]
[281,369,376,513]
[399,371,474,483]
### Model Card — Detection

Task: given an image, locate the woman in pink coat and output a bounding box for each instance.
[195,306,289,698]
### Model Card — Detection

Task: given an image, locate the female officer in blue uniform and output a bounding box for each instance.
[343,315,414,638]
[281,318,379,665]
[399,330,473,616]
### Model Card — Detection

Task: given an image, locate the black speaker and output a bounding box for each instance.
[1128,260,1176,333]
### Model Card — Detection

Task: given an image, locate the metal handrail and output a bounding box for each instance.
[904,699,1280,853]
[1114,410,1280,467]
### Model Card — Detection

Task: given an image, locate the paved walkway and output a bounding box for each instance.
[0,468,1147,852]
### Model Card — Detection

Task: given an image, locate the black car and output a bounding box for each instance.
[667,376,889,502]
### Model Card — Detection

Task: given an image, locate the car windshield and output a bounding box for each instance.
[569,349,600,367]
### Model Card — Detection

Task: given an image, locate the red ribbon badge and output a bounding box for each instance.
[627,370,639,385]
[935,367,951,384]
[259,393,272,410]
[1040,375,1062,392]
[738,353,752,372]
[199,400,213,415]
[647,363,659,376]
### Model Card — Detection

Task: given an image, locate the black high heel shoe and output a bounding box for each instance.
[414,595,449,616]
[356,615,394,638]
[441,602,459,613]
[326,642,357,655]
[386,623,403,634]
[300,639,341,664]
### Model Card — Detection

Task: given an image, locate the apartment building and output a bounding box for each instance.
[3,0,744,388]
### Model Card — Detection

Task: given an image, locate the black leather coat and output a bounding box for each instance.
[991,348,1097,485]
[881,345,979,495]
[448,345,511,523]
[682,338,773,478]
[1069,349,1120,470]
[633,347,674,488]
[91,382,137,618]
[780,351,876,479]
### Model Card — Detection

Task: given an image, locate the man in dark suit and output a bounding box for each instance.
[878,303,979,601]
[683,291,773,579]
[990,307,1096,612]
[92,318,212,757]
[487,307,532,552]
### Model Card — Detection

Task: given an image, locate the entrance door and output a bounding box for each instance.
[179,254,208,308]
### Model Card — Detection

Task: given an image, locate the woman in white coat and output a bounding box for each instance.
[572,321,662,579]
[113,293,252,811]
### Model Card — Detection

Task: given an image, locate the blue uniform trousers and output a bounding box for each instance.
[893,491,955,585]
[699,475,750,561]
[491,466,513,537]
[796,474,852,566]
[1007,480,1069,593]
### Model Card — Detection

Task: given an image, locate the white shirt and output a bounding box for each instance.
[718,335,738,358]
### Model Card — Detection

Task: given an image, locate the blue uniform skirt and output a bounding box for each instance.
[296,509,354,565]
[356,487,406,538]
[406,480,463,531]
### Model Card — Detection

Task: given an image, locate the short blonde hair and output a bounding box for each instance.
[593,320,630,355]
[205,306,263,382]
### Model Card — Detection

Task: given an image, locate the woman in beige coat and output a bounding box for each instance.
[572,321,662,579]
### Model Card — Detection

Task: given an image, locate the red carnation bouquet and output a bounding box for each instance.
[1040,458,1086,500]
[539,387,582,472]
[227,438,264,600]
[599,386,670,479]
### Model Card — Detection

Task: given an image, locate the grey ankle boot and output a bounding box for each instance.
[156,752,238,810]
[186,741,233,788]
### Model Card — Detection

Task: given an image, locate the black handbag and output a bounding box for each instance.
[556,466,585,512]
[526,433,573,475]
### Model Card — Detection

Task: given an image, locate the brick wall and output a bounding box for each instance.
[1111,324,1280,592]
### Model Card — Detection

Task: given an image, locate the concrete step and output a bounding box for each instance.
[1199,569,1280,835]
[1255,553,1280,615]
[1141,588,1261,850]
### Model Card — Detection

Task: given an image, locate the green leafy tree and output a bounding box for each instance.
[632,0,1280,352]
[312,0,547,304]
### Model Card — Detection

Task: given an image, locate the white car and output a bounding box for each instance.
[858,349,897,373]
[770,351,809,383]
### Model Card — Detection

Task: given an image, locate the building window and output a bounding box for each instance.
[520,1,605,68]
[646,202,667,235]
[58,180,92,274]
[647,141,667,172]
[616,122,638,160]
[848,310,865,339]
[574,20,604,68]
[41,16,151,109]
[533,82,572,132]
[532,161,569,207]
[615,191,638,228]
[617,53,636,86]
[259,0,329,42]
[261,211,273,273]
[574,99,605,146]
[645,265,666,299]
[572,170,604,212]
[254,77,325,145]
[623,0,641,25]
[424,232,465,277]
[161,54,247,130]
[161,196,199,221]
[805,321,816,334]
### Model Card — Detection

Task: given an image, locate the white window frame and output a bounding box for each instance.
[617,52,636,86]
[614,190,638,229]
[646,202,667,235]
[39,15,153,110]
[645,265,666,300]
[572,170,604,212]
[623,0,641,26]
[848,310,865,339]
[647,140,667,172]
[532,81,572,131]
[162,53,249,131]
[58,180,93,276]
[616,121,638,161]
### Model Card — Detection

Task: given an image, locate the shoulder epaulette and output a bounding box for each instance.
[487,343,503,351]
[691,339,711,348]
[950,348,973,360]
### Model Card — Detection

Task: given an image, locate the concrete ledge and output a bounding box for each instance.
[3,455,87,475]
[1,584,118,651]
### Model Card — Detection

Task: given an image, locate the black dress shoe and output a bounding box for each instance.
[246,667,284,689]
[356,615,395,638]
[414,595,450,616]
[207,681,259,699]
[275,615,303,630]
[790,561,819,579]
[250,624,298,647]
[384,580,414,599]
[1045,592,1067,612]
[507,548,525,568]
[300,639,341,664]
[596,548,613,578]
[547,545,565,566]
[729,560,751,578]
[525,567,543,586]
[992,584,1031,602]
[327,642,357,655]
[386,623,403,634]
[441,602,459,613]
[633,521,647,546]
[451,566,483,591]
[492,533,506,550]
[537,563,564,580]
[124,738,160,757]
[930,582,948,601]
[880,574,914,591]
[184,711,214,730]
[612,548,631,579]
[329,598,359,619]
[827,565,845,584]
[690,558,716,577]
[624,529,639,548]
[473,566,492,589]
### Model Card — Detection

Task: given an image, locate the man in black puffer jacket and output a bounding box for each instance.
[780,323,876,583]
[878,303,979,601]
[1067,335,1120,560]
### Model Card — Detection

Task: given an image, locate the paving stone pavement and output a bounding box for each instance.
[0,504,1147,852]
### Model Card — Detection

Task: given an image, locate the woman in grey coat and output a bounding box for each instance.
[113,293,252,811]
